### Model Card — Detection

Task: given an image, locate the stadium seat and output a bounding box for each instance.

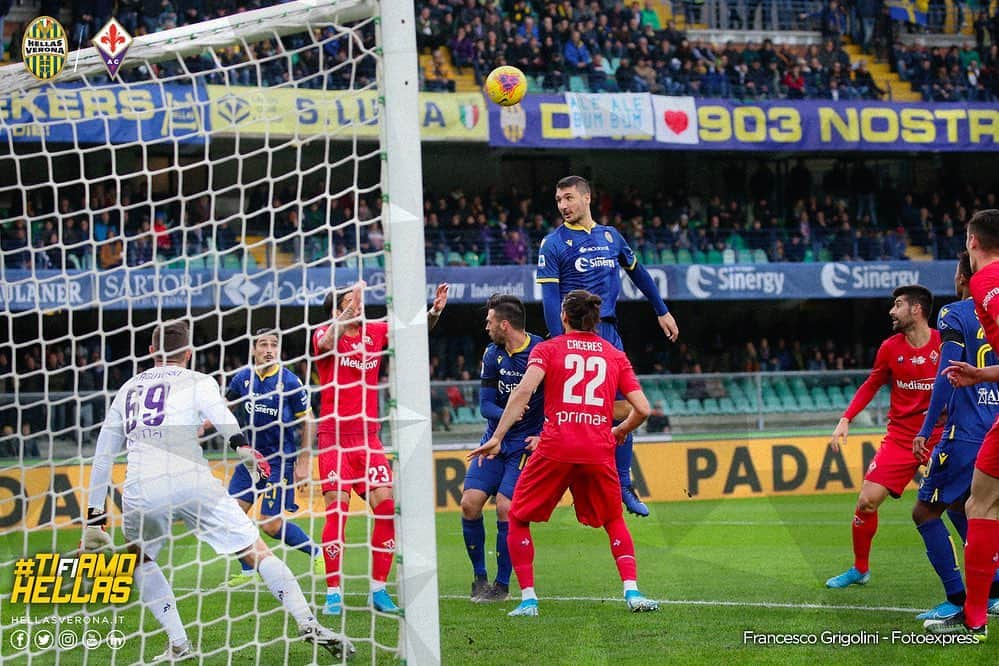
[668,398,686,415]
[706,249,723,264]
[685,398,704,415]
[718,397,736,414]
[779,395,798,411]
[675,249,693,264]
[752,249,769,263]
[734,397,755,414]
[722,249,736,264]
[692,250,707,264]
[568,75,588,92]
[527,76,544,93]
[659,248,676,264]
[818,248,833,262]
[642,247,658,265]
[455,406,478,424]
[702,398,721,414]
[736,249,754,264]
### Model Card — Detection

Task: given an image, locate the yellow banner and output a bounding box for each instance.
[0,434,907,532]
[207,86,487,141]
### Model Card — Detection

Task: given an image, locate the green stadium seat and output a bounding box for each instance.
[752,249,769,264]
[763,396,783,413]
[702,398,721,414]
[779,395,798,411]
[722,249,736,264]
[568,75,588,92]
[735,397,755,414]
[659,248,677,264]
[804,249,815,262]
[692,250,707,264]
[668,398,686,415]
[718,397,736,413]
[796,394,816,410]
[818,248,833,262]
[527,76,544,93]
[706,249,724,264]
[675,249,693,264]
[642,247,658,265]
[685,398,704,415]
[455,406,478,424]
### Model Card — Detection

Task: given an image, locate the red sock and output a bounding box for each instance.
[964,518,999,628]
[852,510,878,574]
[322,500,349,588]
[604,517,637,582]
[371,498,396,584]
[507,517,535,590]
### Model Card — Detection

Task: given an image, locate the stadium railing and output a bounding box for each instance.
[0,369,888,459]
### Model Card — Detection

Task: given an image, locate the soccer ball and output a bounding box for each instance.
[485,66,527,107]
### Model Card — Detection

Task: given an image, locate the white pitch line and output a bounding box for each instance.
[173,587,925,614]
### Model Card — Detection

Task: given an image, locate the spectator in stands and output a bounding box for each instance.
[503,230,527,265]
[645,401,671,435]
[127,222,154,266]
[782,64,806,98]
[99,226,124,269]
[851,60,885,99]
[564,30,593,73]
[424,48,456,92]
[450,26,476,74]
[417,6,442,52]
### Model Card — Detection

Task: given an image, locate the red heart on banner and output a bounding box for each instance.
[663,110,688,135]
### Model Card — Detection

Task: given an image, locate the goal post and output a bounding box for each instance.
[0,0,440,662]
[379,2,442,664]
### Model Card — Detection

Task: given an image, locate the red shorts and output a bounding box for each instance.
[975,417,999,478]
[318,430,393,497]
[865,432,935,497]
[508,453,622,528]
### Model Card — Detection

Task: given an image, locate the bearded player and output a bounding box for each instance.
[536,175,678,517]
[825,285,943,588]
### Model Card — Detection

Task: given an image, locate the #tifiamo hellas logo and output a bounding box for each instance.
[22,16,68,81]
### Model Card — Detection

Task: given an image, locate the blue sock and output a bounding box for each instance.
[462,517,487,578]
[917,518,965,599]
[278,521,319,558]
[495,520,510,586]
[946,509,968,543]
[615,427,633,488]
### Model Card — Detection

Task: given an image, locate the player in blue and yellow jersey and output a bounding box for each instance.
[461,295,545,602]
[223,328,324,586]
[912,253,999,620]
[536,175,679,516]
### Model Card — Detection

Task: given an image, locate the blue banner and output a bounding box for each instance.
[0,82,209,144]
[0,261,961,311]
[490,94,999,152]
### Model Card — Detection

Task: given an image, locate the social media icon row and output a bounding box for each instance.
[8,629,126,650]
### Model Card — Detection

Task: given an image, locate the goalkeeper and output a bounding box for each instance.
[222,328,324,587]
[84,320,350,661]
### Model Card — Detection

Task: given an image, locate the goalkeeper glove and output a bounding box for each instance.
[235,445,271,485]
[82,508,113,552]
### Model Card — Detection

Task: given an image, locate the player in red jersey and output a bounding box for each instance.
[312,280,449,616]
[825,285,943,589]
[927,209,999,639]
[469,290,659,617]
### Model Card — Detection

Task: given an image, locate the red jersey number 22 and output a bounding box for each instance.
[562,354,607,407]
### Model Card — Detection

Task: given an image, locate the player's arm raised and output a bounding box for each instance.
[294,409,316,485]
[316,281,365,352]
[618,229,678,342]
[428,282,449,331]
[467,365,544,461]
[83,396,127,552]
[830,341,892,451]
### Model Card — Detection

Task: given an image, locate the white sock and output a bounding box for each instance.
[258,555,313,627]
[623,580,638,595]
[135,561,188,647]
[520,586,537,601]
[326,585,342,596]
[370,581,386,594]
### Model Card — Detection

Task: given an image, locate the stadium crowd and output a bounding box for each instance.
[0,1,995,101]
[1,163,997,271]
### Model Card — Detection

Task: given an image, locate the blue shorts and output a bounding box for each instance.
[596,321,624,351]
[464,449,531,500]
[596,321,627,402]
[917,439,979,506]
[228,460,299,516]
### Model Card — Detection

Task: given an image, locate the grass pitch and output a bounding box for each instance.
[1,491,996,664]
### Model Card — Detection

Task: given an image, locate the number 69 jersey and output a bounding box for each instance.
[527,330,641,466]
[107,365,240,464]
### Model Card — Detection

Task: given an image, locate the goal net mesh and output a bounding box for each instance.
[0,1,437,663]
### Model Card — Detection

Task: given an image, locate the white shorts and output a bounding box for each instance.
[122,457,258,561]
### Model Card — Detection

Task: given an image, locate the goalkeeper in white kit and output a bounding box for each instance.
[84,320,353,661]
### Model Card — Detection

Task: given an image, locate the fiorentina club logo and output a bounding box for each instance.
[93,18,132,80]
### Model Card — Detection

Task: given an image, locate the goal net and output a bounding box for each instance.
[0,1,440,663]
